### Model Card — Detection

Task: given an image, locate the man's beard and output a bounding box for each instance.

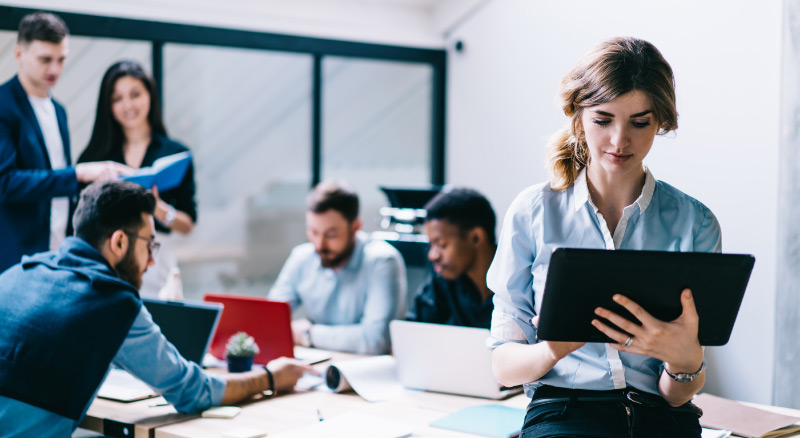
[115,244,143,290]
[318,236,357,269]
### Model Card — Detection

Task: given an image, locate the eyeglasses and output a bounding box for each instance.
[124,231,160,258]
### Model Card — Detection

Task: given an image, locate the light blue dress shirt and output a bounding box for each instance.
[487,168,721,397]
[0,306,226,437]
[269,231,407,354]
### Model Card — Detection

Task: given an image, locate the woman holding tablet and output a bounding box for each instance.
[488,37,719,437]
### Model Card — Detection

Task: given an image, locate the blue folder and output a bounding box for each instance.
[123,151,191,192]
[429,405,525,438]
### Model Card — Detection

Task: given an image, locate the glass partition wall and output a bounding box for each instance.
[0,6,446,300]
[163,44,313,296]
[322,57,433,233]
[0,30,151,162]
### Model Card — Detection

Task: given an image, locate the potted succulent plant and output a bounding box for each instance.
[226,331,260,373]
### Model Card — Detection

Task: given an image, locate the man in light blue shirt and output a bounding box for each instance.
[269,180,406,354]
[0,181,312,437]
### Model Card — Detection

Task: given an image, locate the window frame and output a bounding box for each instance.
[0,5,447,185]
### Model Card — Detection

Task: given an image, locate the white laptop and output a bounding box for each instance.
[389,320,521,399]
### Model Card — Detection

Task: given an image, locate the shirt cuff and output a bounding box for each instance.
[58,167,80,195]
[208,373,227,407]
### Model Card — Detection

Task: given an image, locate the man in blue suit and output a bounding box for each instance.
[0,11,131,273]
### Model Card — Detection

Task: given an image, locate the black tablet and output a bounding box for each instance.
[536,248,755,346]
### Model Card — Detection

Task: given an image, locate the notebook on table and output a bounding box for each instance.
[430,405,525,438]
[204,293,295,365]
[96,368,158,402]
[389,320,521,399]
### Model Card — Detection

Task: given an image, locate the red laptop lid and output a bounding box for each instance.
[204,293,294,364]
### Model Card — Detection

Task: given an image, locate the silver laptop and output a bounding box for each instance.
[389,320,521,399]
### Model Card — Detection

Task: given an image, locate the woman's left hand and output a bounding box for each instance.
[149,185,194,234]
[592,288,703,373]
[150,186,172,223]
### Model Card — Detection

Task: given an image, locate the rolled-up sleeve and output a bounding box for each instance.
[487,188,541,348]
[112,306,226,413]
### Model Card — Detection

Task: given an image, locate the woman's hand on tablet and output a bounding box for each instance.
[591,289,704,370]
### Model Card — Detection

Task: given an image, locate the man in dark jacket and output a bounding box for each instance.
[406,188,498,328]
[0,11,130,273]
[0,180,313,436]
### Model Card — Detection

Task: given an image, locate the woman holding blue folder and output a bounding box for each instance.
[79,60,197,297]
[488,37,719,437]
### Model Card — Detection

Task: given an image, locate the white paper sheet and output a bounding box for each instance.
[701,428,732,438]
[272,411,414,438]
[324,355,403,402]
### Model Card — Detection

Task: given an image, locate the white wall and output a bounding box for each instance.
[447,0,782,404]
[0,0,446,48]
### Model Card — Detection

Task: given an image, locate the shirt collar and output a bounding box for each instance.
[572,166,657,214]
[636,167,656,214]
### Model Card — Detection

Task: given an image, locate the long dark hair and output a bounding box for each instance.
[79,60,167,163]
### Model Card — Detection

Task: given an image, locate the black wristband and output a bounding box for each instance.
[263,366,275,397]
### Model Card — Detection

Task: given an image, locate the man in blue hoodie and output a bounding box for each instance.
[0,180,314,436]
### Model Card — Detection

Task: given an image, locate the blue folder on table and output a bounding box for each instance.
[123,151,191,192]
[429,405,525,438]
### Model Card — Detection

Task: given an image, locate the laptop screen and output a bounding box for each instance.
[203,293,294,365]
[143,298,222,365]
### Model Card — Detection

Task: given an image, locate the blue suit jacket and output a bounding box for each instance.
[0,75,78,273]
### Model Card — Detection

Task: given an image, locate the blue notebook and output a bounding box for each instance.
[123,151,191,192]
[429,405,525,438]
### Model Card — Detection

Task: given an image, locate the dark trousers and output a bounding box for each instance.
[520,386,702,438]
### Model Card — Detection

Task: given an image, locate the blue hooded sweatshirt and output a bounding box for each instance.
[0,237,141,421]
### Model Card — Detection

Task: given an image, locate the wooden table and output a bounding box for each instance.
[155,388,528,438]
[83,349,800,438]
[80,348,528,438]
[80,395,194,438]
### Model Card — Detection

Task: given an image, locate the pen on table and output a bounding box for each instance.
[149,402,170,408]
[316,408,324,421]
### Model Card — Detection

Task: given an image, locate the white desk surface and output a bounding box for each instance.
[81,348,800,438]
